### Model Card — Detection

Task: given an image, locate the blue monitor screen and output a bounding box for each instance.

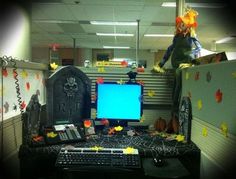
[96,83,143,121]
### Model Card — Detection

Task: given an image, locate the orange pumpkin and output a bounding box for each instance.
[172,115,179,133]
[155,117,166,132]
[166,115,179,134]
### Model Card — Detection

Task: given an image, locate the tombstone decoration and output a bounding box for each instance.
[46,66,91,126]
[23,94,41,144]
[178,96,192,143]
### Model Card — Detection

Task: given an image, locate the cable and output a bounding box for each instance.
[9,57,24,115]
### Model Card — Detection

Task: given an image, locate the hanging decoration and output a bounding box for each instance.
[41,78,45,86]
[13,103,17,111]
[206,71,212,82]
[21,101,26,110]
[140,115,145,123]
[137,80,144,86]
[148,90,155,97]
[137,67,145,73]
[3,102,9,113]
[91,109,97,119]
[13,70,17,79]
[215,89,223,103]
[194,71,200,81]
[91,94,97,103]
[121,60,128,67]
[36,89,40,96]
[187,91,192,99]
[197,99,202,110]
[0,87,5,97]
[21,70,28,79]
[185,72,190,80]
[202,127,208,137]
[2,69,8,77]
[35,73,41,80]
[117,79,125,85]
[26,82,30,91]
[50,62,58,70]
[98,67,105,72]
[96,77,104,84]
[220,122,228,137]
[232,71,236,78]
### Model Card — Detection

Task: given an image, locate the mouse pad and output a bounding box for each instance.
[142,158,190,178]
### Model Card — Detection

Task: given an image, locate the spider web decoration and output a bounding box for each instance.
[19,134,199,159]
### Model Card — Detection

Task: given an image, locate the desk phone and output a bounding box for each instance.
[44,124,85,144]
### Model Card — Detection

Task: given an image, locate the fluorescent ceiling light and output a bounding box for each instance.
[161,2,176,7]
[96,33,134,37]
[90,21,137,26]
[144,34,174,37]
[215,37,235,44]
[162,2,226,8]
[103,46,130,49]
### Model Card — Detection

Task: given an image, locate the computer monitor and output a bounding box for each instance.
[95,82,143,126]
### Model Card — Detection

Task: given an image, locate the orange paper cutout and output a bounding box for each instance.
[2,69,8,77]
[26,82,30,91]
[96,77,104,84]
[215,89,223,103]
[84,120,92,128]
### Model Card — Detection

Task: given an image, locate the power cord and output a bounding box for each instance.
[9,57,24,115]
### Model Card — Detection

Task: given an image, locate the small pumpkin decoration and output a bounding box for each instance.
[166,115,179,134]
[154,117,167,132]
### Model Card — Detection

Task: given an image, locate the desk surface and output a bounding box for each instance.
[19,133,199,159]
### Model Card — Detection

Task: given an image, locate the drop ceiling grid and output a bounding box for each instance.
[81,25,115,34]
[33,3,76,21]
[140,6,175,23]
[34,23,64,33]
[145,26,175,34]
[66,4,90,21]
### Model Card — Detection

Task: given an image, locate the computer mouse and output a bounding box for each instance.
[153,157,165,167]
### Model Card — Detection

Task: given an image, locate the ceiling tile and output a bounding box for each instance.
[58,23,85,33]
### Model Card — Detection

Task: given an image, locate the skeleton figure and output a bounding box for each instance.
[64,77,78,97]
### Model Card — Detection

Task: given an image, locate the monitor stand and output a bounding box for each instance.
[109,120,128,127]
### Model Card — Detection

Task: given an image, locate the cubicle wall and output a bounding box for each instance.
[181,60,236,178]
[0,61,48,160]
[80,67,174,126]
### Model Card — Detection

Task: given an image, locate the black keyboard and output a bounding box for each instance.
[55,147,141,169]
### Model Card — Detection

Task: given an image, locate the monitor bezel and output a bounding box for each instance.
[95,82,143,123]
